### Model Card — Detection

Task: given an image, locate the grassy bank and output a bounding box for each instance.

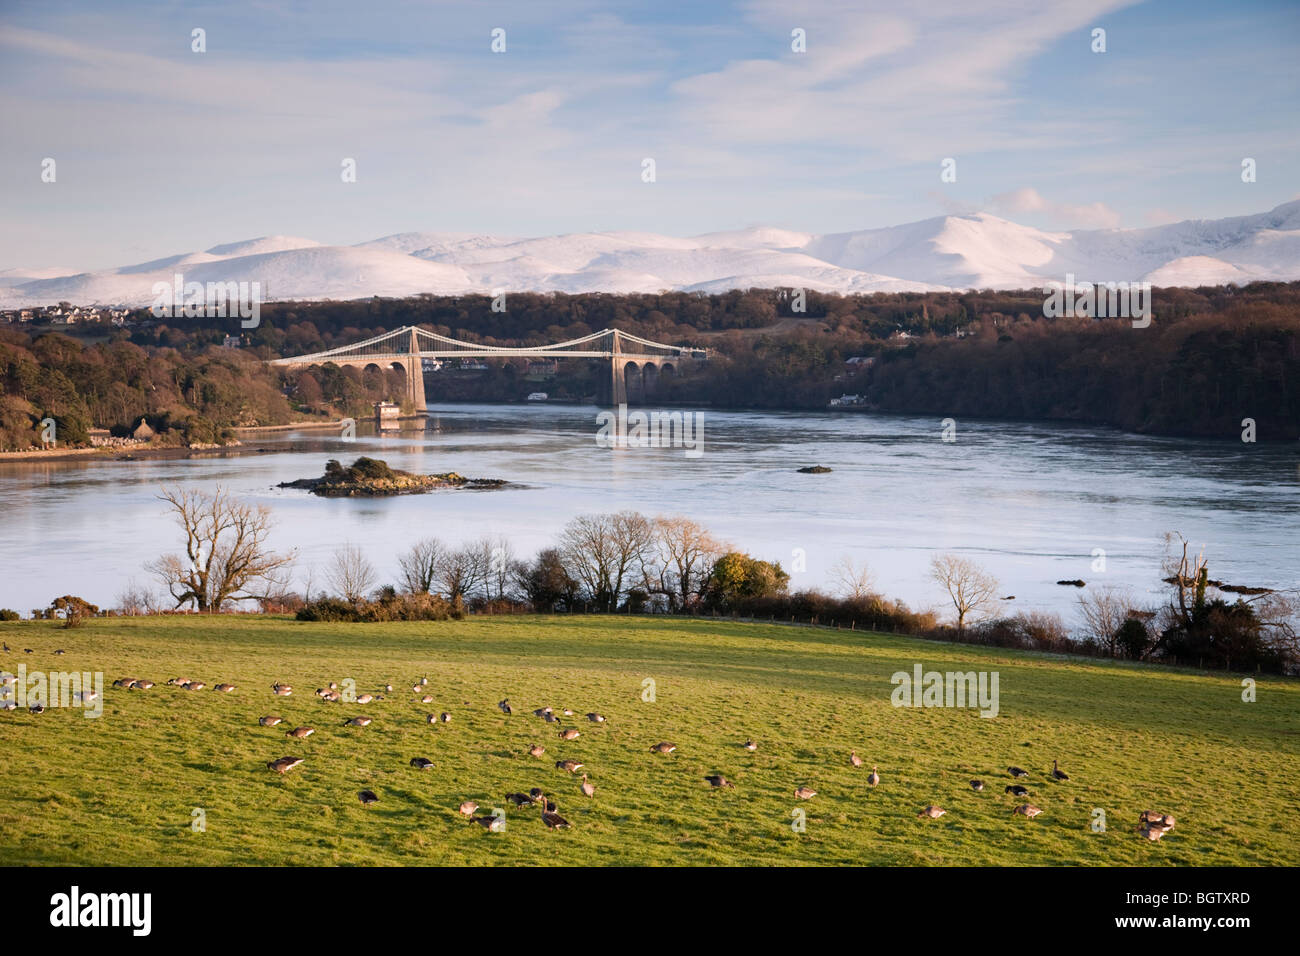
[0,615,1295,866]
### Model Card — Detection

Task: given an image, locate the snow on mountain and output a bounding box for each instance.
[3,202,1298,308]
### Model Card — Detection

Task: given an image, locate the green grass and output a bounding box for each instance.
[1,615,1297,866]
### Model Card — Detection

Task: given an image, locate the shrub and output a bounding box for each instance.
[0,608,20,621]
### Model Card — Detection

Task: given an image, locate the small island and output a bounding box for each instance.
[797,465,833,474]
[279,456,507,497]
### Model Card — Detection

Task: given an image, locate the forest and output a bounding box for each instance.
[2,281,1298,450]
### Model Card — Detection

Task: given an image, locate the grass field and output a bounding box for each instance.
[1,615,1296,866]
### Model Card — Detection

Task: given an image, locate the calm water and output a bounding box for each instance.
[0,403,1296,621]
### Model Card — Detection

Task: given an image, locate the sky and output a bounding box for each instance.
[0,0,1297,271]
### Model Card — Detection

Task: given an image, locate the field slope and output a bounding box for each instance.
[1,615,1296,866]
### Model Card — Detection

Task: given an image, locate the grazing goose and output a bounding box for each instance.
[742,740,757,751]
[1008,766,1029,778]
[28,702,45,714]
[458,800,479,816]
[285,726,314,739]
[541,800,571,830]
[867,765,880,787]
[505,792,532,807]
[528,744,546,758]
[343,716,372,727]
[440,713,452,723]
[586,713,606,723]
[357,790,379,806]
[1005,785,1030,797]
[543,712,560,723]
[426,714,439,724]
[185,681,206,691]
[969,780,985,791]
[1139,811,1176,831]
[473,813,506,832]
[559,728,580,741]
[498,698,512,716]
[917,805,946,819]
[272,683,292,696]
[1051,760,1069,781]
[259,716,283,727]
[0,702,16,712]
[315,688,329,699]
[580,774,595,797]
[214,683,236,693]
[533,707,552,718]
[704,775,734,789]
[54,649,64,655]
[794,786,817,800]
[409,757,434,770]
[562,708,575,717]
[421,695,434,704]
[1139,823,1167,841]
[556,759,584,773]
[267,756,304,774]
[649,742,677,754]
[355,693,375,705]
[850,751,863,768]
[384,684,394,693]
[1012,804,1043,818]
[132,680,154,690]
[112,678,135,689]
[328,682,338,691]
[528,788,545,804]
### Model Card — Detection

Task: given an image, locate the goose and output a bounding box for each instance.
[1139,811,1176,831]
[185,681,206,691]
[458,800,479,816]
[259,716,283,727]
[267,756,304,774]
[23,649,32,654]
[1005,785,1030,797]
[498,698,512,716]
[541,799,570,830]
[580,774,595,797]
[533,707,552,718]
[559,728,580,741]
[1140,823,1166,841]
[410,757,434,770]
[586,712,606,723]
[440,713,452,723]
[421,695,434,704]
[355,693,375,705]
[132,680,154,690]
[743,740,757,751]
[1051,760,1069,781]
[286,726,314,739]
[272,683,292,696]
[28,702,45,714]
[1012,804,1043,818]
[505,792,532,807]
[917,805,946,819]
[328,682,338,691]
[969,780,985,791]
[867,766,880,787]
[543,712,560,723]
[473,814,506,832]
[556,759,584,773]
[528,744,546,758]
[357,790,379,805]
[0,702,15,711]
[315,688,329,698]
[214,683,236,693]
[420,677,428,686]
[384,684,394,693]
[562,708,575,717]
[411,685,422,694]
[649,742,677,754]
[426,714,438,724]
[850,751,863,768]
[112,678,135,689]
[1,642,7,651]
[343,716,372,727]
[704,775,734,789]
[167,677,192,686]
[528,788,545,803]
[1008,766,1029,778]
[794,786,817,800]
[54,649,64,655]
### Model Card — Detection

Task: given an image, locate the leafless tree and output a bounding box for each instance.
[930,553,1000,630]
[439,539,493,601]
[484,534,516,601]
[146,486,296,612]
[328,544,377,603]
[1076,585,1139,655]
[560,511,656,611]
[830,555,876,601]
[645,516,726,611]
[397,537,446,595]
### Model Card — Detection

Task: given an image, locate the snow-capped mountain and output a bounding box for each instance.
[4,202,1299,308]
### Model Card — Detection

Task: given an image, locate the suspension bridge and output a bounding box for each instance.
[268,326,708,411]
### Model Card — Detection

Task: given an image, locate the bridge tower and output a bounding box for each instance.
[404,326,427,413]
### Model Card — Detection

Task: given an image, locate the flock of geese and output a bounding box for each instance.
[10,668,1178,844]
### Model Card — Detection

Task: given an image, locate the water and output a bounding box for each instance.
[0,403,1296,622]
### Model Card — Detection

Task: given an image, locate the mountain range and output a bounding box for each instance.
[4,201,1299,308]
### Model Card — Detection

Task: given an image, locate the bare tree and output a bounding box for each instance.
[830,555,876,601]
[1076,585,1138,655]
[646,516,726,611]
[485,534,516,601]
[439,540,492,602]
[930,553,1000,630]
[147,486,296,612]
[328,545,377,603]
[560,511,656,611]
[397,537,445,595]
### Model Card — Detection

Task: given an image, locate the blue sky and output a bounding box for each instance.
[1,0,1297,270]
